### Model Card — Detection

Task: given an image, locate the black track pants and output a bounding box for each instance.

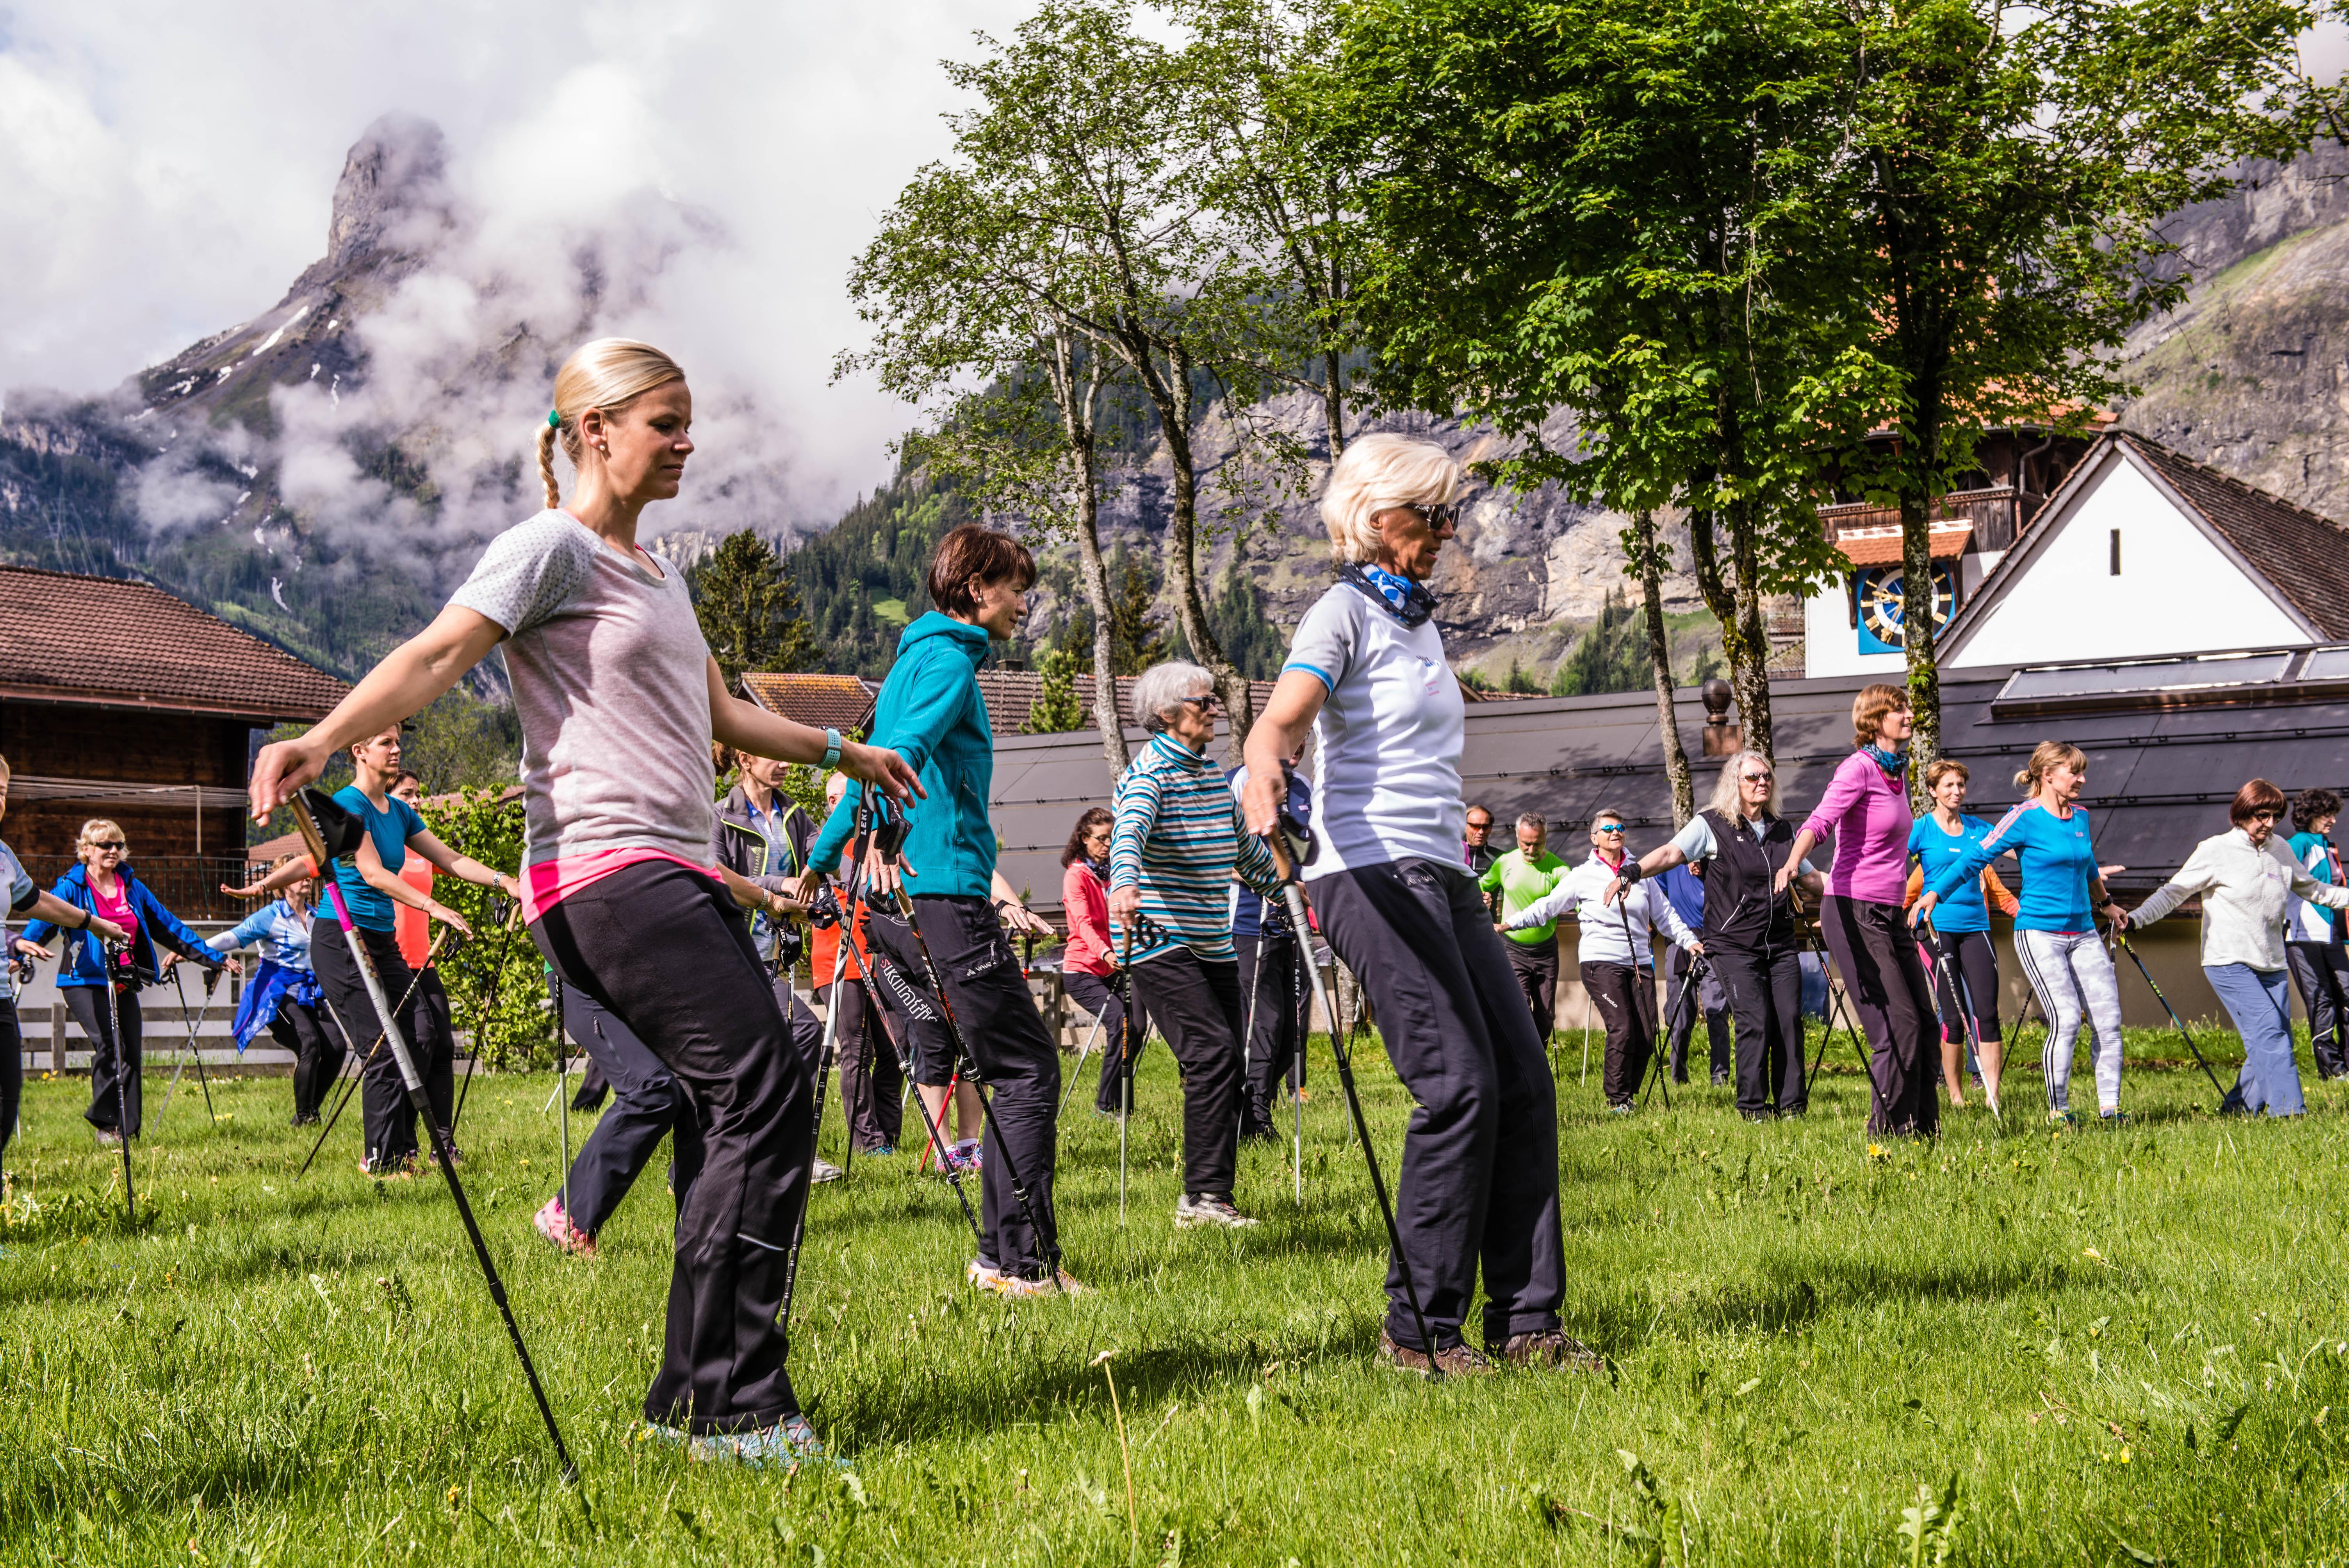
[67,985,143,1135]
[866,894,1064,1281]
[1235,932,1305,1135]
[0,1000,18,1170]
[1584,960,1656,1107]
[1666,945,1729,1083]
[1066,968,1152,1116]
[271,999,348,1120]
[533,859,811,1435]
[1927,927,2001,1045]
[1713,945,1805,1117]
[1314,857,1566,1353]
[1506,938,1561,1041]
[819,979,905,1153]
[553,986,703,1238]
[1818,895,1941,1137]
[1132,948,1246,1200]
[2289,943,2349,1078]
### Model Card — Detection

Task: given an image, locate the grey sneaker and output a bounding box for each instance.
[1378,1329,1493,1377]
[1174,1193,1260,1230]
[811,1158,845,1185]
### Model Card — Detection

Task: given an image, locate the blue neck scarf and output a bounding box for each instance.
[1862,741,1908,779]
[1339,561,1437,628]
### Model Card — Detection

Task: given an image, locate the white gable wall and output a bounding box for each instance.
[1948,456,2308,667]
[1803,593,1909,679]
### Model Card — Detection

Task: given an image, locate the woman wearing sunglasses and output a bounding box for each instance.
[1242,433,1588,1376]
[21,819,233,1144]
[2118,778,2349,1116]
[1608,752,1821,1121]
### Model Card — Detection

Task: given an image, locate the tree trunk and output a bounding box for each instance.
[1685,498,1773,763]
[1898,483,1941,804]
[1149,343,1253,751]
[1633,511,1695,827]
[1049,333,1129,777]
[1321,345,1346,460]
[1727,500,1775,763]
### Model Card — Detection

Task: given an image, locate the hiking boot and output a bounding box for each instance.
[689,1412,839,1472]
[1378,1329,1493,1377]
[290,1112,321,1128]
[811,1158,845,1185]
[1174,1193,1260,1230]
[532,1196,597,1259]
[1493,1329,1604,1372]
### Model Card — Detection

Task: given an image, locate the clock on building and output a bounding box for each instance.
[1855,561,1958,654]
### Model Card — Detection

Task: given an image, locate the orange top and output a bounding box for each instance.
[395,854,436,969]
[810,907,871,987]
[1902,864,2019,918]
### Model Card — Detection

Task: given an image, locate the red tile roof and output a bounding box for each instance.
[2124,437,2349,638]
[0,565,347,720]
[740,672,880,732]
[974,670,1288,734]
[1832,523,1975,566]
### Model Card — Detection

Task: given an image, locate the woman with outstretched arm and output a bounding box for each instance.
[247,337,919,1468]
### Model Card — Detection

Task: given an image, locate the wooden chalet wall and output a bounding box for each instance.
[0,699,252,871]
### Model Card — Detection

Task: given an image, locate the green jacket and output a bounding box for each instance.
[1479,848,1569,944]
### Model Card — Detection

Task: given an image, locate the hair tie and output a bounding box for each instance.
[546,409,561,429]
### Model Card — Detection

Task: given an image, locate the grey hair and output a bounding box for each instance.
[1707,750,1780,819]
[1515,812,1546,832]
[1132,660,1215,730]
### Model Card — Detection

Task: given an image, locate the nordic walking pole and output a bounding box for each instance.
[98,942,136,1224]
[297,928,451,1178]
[291,788,582,1500]
[777,800,872,1349]
[1118,923,1135,1228]
[1615,894,1670,1111]
[860,959,984,1244]
[156,961,223,1128]
[1293,931,1306,1206]
[548,965,572,1225]
[1262,811,1440,1377]
[1643,955,1707,1111]
[1056,1010,1105,1120]
[1240,909,1267,1131]
[2111,925,2230,1100]
[1923,919,2000,1119]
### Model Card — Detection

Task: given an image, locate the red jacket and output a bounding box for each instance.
[1062,860,1114,978]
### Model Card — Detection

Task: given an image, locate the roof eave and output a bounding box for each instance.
[0,682,342,723]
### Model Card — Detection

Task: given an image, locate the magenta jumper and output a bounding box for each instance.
[1801,750,1916,906]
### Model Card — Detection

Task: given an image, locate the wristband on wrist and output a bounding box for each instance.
[821,728,843,770]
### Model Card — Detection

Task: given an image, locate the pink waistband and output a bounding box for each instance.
[522,848,718,924]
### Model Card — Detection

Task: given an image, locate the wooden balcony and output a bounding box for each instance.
[1817,485,2047,554]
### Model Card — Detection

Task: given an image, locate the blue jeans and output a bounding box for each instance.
[2210,963,2300,1115]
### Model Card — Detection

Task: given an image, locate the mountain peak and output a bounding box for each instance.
[315,114,454,280]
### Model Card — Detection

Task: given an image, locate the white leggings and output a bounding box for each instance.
[2015,928,2125,1114]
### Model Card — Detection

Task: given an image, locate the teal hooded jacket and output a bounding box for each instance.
[809,612,997,898]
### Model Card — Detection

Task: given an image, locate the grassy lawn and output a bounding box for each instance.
[4,1019,2347,1565]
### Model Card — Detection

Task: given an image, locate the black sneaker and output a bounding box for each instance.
[1378,1329,1493,1377]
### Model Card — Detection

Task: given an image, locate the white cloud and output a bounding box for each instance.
[0,0,1037,518]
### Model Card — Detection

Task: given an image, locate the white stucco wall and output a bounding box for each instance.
[1947,456,2308,666]
[1804,590,1912,679]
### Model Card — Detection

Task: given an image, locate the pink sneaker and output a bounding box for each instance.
[532,1196,597,1259]
[948,1138,984,1175]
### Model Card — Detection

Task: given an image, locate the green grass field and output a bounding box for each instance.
[5,1019,2348,1566]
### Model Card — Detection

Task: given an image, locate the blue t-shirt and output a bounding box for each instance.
[1658,863,1705,933]
[1907,814,1993,933]
[331,785,426,934]
[1932,799,2098,934]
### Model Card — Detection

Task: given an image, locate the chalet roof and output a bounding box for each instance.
[0,565,348,721]
[972,670,1288,736]
[2124,438,2349,638]
[740,672,880,733]
[1833,522,1974,566]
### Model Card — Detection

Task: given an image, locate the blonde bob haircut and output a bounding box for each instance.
[1707,750,1780,820]
[2014,740,2087,793]
[77,819,128,857]
[1318,433,1462,563]
[539,338,688,510]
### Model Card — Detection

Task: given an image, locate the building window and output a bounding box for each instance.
[2110,529,2121,576]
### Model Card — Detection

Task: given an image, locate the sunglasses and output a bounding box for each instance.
[1176,694,1224,715]
[89,841,127,851]
[1741,772,1773,784]
[1399,501,1462,529]
[1594,823,1627,836]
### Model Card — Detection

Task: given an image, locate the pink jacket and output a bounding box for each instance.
[1802,750,1915,905]
[1062,860,1115,978]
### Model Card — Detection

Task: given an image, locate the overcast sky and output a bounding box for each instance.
[0,1,1035,520]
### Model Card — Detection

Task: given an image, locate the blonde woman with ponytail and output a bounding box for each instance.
[1916,740,2130,1124]
[249,337,921,1468]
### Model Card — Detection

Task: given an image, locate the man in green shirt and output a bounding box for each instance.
[1481,813,1569,1040]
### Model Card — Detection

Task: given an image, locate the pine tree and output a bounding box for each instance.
[1107,547,1172,675]
[692,529,816,684]
[1025,645,1087,733]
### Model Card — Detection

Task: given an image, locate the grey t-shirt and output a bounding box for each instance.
[451,511,716,871]
[1,836,33,1002]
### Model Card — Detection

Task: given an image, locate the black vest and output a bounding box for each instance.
[1697,808,1797,951]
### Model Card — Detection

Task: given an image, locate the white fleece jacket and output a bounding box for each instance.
[2132,827,2349,972]
[1506,851,1698,968]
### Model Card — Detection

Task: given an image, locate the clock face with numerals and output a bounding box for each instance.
[1856,563,1957,654]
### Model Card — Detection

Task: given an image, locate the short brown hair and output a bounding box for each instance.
[2231,778,2288,827]
[1852,683,1909,749]
[926,525,1037,616]
[2294,788,2341,832]
[1921,757,1969,792]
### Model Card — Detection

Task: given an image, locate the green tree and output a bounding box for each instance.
[1341,0,1881,761]
[417,787,554,1071]
[1201,555,1287,681]
[1107,547,1173,675]
[1025,645,1089,733]
[1830,0,2310,776]
[1547,588,1651,698]
[692,529,816,684]
[398,687,520,794]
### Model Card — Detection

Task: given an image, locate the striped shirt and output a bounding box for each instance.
[1110,731,1281,964]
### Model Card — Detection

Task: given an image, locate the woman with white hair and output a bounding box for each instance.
[1241,433,1587,1376]
[1109,660,1286,1229]
[1608,752,1821,1121]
